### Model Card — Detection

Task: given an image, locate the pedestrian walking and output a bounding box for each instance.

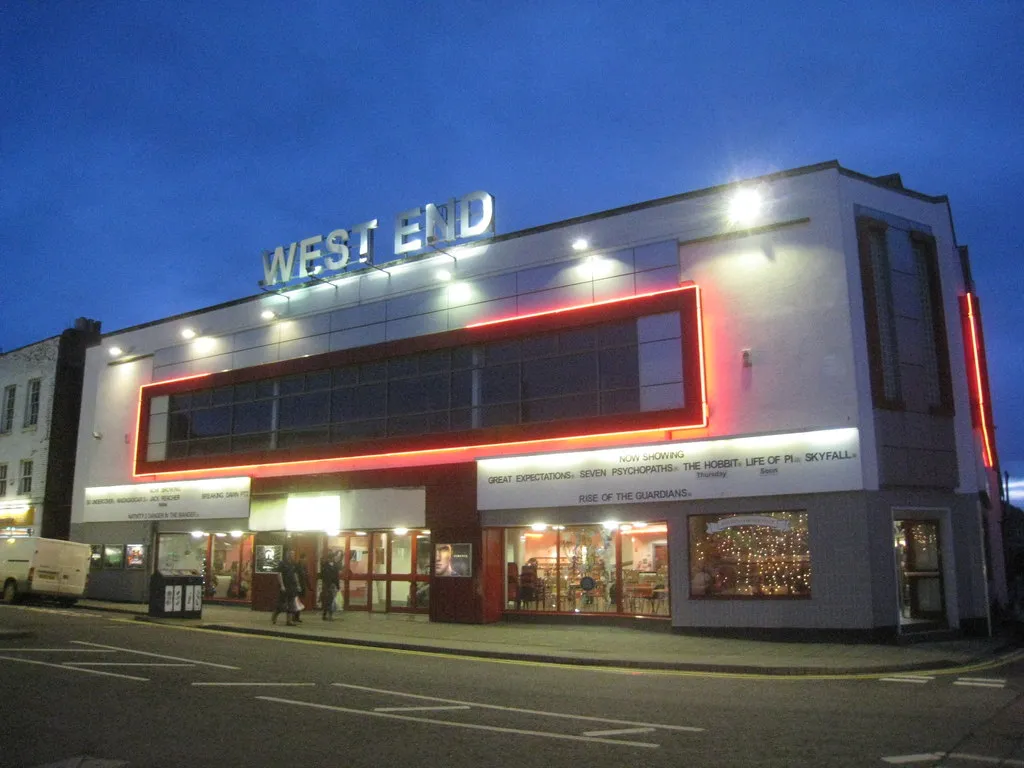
[293,552,311,623]
[321,550,341,620]
[271,549,298,626]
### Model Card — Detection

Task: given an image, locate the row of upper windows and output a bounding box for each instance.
[144,312,685,462]
[0,379,42,433]
[0,460,33,496]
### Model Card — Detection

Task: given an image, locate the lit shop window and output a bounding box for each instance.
[504,523,669,615]
[688,512,810,599]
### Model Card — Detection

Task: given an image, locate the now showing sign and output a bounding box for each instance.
[83,477,251,523]
[477,428,862,510]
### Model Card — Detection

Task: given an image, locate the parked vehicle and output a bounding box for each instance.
[1,537,91,605]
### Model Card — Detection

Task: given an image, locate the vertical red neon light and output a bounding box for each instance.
[962,293,995,468]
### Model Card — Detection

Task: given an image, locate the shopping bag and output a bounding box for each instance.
[333,592,343,612]
[292,597,305,612]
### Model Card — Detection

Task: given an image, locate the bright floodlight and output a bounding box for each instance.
[435,269,453,281]
[728,188,762,227]
[180,327,197,340]
[260,309,276,320]
[108,346,123,357]
[571,238,589,251]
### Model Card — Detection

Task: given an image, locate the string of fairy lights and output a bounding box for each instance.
[691,512,811,596]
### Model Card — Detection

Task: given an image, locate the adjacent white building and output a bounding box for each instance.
[69,162,1004,638]
[0,320,101,541]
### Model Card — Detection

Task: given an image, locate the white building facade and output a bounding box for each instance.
[1,320,101,542]
[70,162,1003,637]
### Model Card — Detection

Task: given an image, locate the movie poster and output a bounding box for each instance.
[434,543,472,577]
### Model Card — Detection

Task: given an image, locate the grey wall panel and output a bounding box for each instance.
[635,265,680,293]
[331,302,386,331]
[517,283,592,315]
[330,323,386,352]
[634,240,678,272]
[448,297,517,328]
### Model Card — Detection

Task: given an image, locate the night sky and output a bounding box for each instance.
[3,3,1022,499]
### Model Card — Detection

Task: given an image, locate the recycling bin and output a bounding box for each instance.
[148,570,204,618]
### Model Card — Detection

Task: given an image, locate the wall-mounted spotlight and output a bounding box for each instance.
[181,327,197,340]
[108,346,124,358]
[260,309,277,320]
[435,269,453,282]
[572,238,589,251]
[728,188,763,227]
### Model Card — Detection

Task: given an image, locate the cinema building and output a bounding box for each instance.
[69,161,1004,637]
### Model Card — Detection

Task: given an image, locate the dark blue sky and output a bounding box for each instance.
[3,2,1022,497]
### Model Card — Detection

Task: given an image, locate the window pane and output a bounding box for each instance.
[485,340,520,365]
[279,375,305,395]
[599,320,638,347]
[391,534,413,574]
[191,391,212,408]
[599,346,639,389]
[451,347,475,370]
[190,406,231,437]
[359,361,387,383]
[306,371,332,392]
[449,408,472,431]
[211,386,233,406]
[231,433,272,453]
[478,403,518,427]
[505,528,557,611]
[418,349,450,374]
[621,522,669,614]
[480,364,519,405]
[559,327,596,352]
[522,352,595,400]
[188,437,231,456]
[451,370,473,409]
[688,512,810,598]
[388,356,418,379]
[256,380,277,399]
[389,411,449,436]
[233,382,257,402]
[558,526,618,614]
[333,366,358,387]
[278,427,330,449]
[520,335,558,359]
[522,393,598,423]
[387,374,448,415]
[279,392,330,429]
[169,394,192,412]
[233,400,273,434]
[331,384,386,422]
[167,412,192,441]
[601,388,640,414]
[331,419,386,442]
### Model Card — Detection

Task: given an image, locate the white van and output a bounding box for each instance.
[1,537,92,605]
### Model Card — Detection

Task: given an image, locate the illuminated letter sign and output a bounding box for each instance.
[261,191,495,286]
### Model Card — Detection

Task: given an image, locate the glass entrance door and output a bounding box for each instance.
[325,530,430,614]
[894,519,946,625]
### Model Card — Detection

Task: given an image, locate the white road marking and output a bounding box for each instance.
[879,676,933,684]
[582,727,657,737]
[0,654,148,681]
[191,682,316,687]
[957,677,1006,684]
[332,682,704,732]
[880,753,944,764]
[953,680,1006,689]
[0,648,111,653]
[64,662,194,667]
[71,641,240,670]
[258,696,660,749]
[374,705,472,713]
[947,753,1024,766]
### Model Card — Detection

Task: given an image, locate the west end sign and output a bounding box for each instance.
[261,190,495,287]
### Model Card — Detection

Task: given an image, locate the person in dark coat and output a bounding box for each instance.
[321,550,341,620]
[293,552,311,623]
[271,549,298,626]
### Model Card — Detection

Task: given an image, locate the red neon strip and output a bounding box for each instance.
[467,284,696,329]
[965,293,994,468]
[132,420,705,480]
[133,373,211,474]
[693,286,709,425]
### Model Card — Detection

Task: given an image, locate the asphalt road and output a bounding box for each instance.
[0,604,1021,768]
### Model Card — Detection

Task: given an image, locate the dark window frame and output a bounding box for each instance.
[136,286,705,475]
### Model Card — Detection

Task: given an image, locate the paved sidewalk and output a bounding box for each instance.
[75,599,1020,676]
